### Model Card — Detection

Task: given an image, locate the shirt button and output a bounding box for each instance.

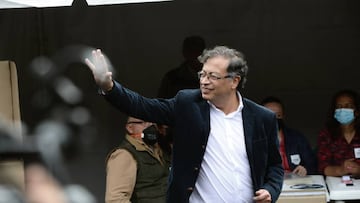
[187,187,193,191]
[201,145,205,149]
[194,167,199,171]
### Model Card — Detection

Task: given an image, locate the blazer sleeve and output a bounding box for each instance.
[103,81,175,125]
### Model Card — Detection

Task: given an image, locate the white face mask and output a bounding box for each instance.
[334,108,355,125]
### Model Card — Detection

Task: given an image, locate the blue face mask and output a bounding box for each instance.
[334,108,355,125]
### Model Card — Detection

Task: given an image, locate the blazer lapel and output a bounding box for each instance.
[242,100,255,164]
[197,100,211,142]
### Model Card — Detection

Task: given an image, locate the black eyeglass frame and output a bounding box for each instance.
[126,121,145,125]
[197,71,239,81]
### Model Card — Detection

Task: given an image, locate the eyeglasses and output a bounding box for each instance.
[197,71,236,81]
[127,121,145,125]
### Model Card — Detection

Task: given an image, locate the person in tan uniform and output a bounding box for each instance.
[105,117,170,203]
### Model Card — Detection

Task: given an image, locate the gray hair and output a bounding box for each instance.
[198,46,248,88]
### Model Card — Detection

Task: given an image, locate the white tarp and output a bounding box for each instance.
[86,0,172,6]
[0,0,73,8]
[0,0,172,8]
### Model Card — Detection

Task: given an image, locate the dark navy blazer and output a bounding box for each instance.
[104,81,284,203]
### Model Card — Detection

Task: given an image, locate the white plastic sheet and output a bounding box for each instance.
[0,0,172,8]
[0,0,73,8]
[86,0,172,6]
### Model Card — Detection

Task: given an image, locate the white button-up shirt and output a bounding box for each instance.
[190,94,254,203]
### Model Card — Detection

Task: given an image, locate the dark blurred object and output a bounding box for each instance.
[0,118,39,193]
[0,129,37,161]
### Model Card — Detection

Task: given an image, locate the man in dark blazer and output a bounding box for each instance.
[85,46,284,203]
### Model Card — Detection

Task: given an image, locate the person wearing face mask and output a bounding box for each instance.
[261,96,317,176]
[317,89,360,178]
[105,116,171,203]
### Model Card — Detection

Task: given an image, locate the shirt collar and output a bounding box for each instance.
[125,134,153,152]
[207,91,244,115]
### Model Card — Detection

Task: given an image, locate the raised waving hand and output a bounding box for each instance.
[85,49,114,91]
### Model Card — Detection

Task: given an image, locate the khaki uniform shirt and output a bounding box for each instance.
[105,135,163,203]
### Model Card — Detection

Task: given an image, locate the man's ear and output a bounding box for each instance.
[125,124,132,134]
[231,76,241,90]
